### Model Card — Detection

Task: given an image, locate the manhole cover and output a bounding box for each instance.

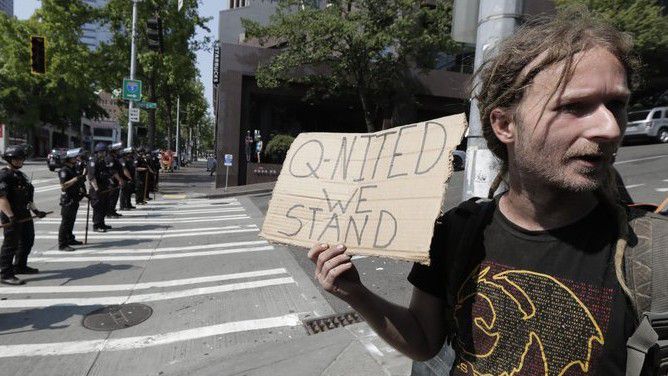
[82,303,153,331]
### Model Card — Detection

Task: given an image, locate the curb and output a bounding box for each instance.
[201,182,276,199]
[202,187,275,199]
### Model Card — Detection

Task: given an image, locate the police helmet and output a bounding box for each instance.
[108,142,123,152]
[65,148,84,160]
[120,147,134,156]
[2,144,28,161]
[94,142,107,153]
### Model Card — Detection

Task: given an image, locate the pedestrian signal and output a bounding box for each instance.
[30,36,46,74]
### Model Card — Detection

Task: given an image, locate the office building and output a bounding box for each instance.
[0,0,13,17]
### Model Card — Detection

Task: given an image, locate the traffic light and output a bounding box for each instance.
[146,17,163,53]
[30,36,46,74]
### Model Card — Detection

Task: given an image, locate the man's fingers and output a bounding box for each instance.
[315,244,346,274]
[307,243,329,261]
[320,253,352,276]
[324,263,354,289]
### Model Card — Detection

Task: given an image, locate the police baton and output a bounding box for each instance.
[1,211,54,228]
[84,196,91,245]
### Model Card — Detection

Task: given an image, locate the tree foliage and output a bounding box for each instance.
[264,134,295,163]
[243,0,459,132]
[0,0,105,130]
[555,0,668,107]
[98,0,212,149]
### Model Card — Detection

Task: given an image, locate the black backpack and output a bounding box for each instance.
[412,198,668,376]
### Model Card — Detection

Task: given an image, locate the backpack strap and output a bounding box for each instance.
[624,209,668,376]
[624,209,668,316]
[443,197,495,311]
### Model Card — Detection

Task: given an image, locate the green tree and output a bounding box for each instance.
[97,0,211,149]
[243,0,459,132]
[555,0,668,107]
[0,0,105,132]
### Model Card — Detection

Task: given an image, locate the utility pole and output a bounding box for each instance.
[127,0,140,147]
[176,95,180,169]
[462,0,524,200]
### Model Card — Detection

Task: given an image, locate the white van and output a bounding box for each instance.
[624,106,668,143]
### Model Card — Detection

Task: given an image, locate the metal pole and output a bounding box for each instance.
[127,0,139,147]
[463,0,523,200]
[176,96,180,169]
[225,166,229,191]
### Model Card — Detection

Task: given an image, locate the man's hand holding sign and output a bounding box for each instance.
[260,113,468,264]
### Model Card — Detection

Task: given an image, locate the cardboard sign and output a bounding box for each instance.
[260,114,468,264]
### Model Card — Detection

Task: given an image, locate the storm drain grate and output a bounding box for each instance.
[82,303,153,331]
[303,311,365,335]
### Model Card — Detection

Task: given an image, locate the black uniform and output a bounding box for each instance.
[134,156,148,204]
[58,164,84,248]
[120,156,136,209]
[107,155,123,216]
[0,167,35,278]
[149,152,160,194]
[87,155,111,229]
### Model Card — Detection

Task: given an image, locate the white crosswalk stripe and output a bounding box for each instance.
[0,314,302,358]
[0,192,320,369]
[29,245,273,262]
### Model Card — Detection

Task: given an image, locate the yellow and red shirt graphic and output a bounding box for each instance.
[452,261,614,376]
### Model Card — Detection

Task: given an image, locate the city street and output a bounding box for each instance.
[0,142,666,376]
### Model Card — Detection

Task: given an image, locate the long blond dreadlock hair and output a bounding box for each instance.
[471,9,640,308]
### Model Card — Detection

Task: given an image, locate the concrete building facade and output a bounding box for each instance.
[0,0,12,17]
[81,0,112,50]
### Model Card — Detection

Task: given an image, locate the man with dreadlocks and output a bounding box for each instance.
[307,11,666,376]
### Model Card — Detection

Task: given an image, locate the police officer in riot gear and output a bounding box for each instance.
[134,147,149,205]
[0,145,47,285]
[149,149,160,195]
[106,142,125,218]
[119,147,136,210]
[58,148,87,252]
[88,142,112,232]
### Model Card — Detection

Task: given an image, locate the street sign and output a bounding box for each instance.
[224,154,233,166]
[129,108,140,122]
[122,79,143,101]
[137,101,157,109]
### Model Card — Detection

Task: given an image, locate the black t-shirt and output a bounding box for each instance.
[408,200,636,376]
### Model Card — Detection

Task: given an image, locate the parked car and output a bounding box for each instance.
[623,106,668,143]
[46,148,67,171]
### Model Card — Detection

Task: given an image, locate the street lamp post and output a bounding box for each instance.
[127,0,140,148]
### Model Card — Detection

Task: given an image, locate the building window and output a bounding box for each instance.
[93,128,113,137]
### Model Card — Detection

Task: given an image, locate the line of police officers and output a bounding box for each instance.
[0,143,160,286]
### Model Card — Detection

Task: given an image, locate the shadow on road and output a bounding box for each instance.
[19,263,135,284]
[0,305,104,334]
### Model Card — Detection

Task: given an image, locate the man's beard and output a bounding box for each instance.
[513,131,616,194]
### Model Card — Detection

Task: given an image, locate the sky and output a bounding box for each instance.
[14,0,226,115]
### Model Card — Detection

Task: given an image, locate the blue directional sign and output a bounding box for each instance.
[122,79,142,101]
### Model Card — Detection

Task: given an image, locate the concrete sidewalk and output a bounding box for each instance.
[158,163,414,376]
[159,160,276,198]
[163,321,413,376]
